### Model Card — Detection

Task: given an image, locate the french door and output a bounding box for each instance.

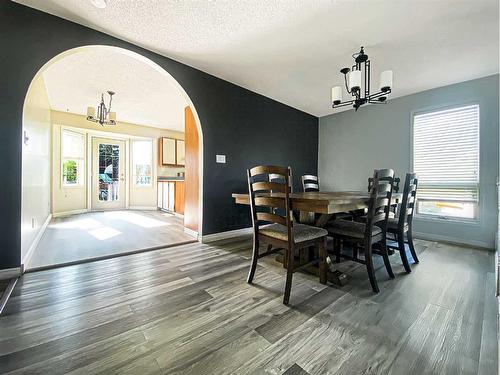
[92,137,126,210]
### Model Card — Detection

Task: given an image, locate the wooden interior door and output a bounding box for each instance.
[184,106,199,234]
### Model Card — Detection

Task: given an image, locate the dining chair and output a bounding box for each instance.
[369,174,400,216]
[301,174,319,192]
[247,165,328,305]
[327,169,395,293]
[386,173,419,273]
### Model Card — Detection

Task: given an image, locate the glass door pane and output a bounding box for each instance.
[98,143,120,202]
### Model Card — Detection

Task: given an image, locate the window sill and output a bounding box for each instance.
[414,214,480,226]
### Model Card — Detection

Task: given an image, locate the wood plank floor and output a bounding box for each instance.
[1,237,497,374]
[28,210,195,270]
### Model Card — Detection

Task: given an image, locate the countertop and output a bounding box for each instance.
[158,176,185,182]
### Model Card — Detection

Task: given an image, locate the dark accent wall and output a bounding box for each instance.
[0,2,318,269]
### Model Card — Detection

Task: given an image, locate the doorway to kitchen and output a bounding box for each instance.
[21,46,203,271]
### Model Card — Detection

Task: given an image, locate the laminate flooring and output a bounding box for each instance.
[27,210,196,270]
[2,237,497,374]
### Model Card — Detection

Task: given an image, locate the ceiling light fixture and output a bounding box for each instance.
[87,91,117,126]
[331,46,393,111]
[90,0,108,9]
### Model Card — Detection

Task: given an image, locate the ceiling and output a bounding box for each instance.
[17,0,499,117]
[41,48,188,131]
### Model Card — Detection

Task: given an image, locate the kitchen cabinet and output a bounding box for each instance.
[160,138,176,165]
[159,138,185,166]
[176,140,185,166]
[157,180,185,214]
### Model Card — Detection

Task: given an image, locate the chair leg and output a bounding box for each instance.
[247,234,260,284]
[365,240,379,293]
[319,238,327,285]
[407,228,419,264]
[397,232,412,273]
[381,238,395,279]
[353,243,359,260]
[334,238,341,263]
[283,246,295,305]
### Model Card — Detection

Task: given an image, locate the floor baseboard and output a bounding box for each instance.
[22,213,52,267]
[413,231,493,250]
[53,209,88,218]
[0,267,22,281]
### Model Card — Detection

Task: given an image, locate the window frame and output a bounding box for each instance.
[61,129,86,188]
[410,102,480,223]
[131,139,154,187]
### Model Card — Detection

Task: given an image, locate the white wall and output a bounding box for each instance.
[319,75,499,249]
[21,74,52,264]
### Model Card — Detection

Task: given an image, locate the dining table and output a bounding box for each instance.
[232,190,402,285]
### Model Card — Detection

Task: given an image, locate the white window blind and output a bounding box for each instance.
[62,130,85,159]
[413,104,479,203]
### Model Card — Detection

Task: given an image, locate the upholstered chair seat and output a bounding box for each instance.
[260,223,328,243]
[386,217,408,231]
[328,219,381,239]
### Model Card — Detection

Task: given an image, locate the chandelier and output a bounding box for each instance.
[331,47,393,111]
[86,91,117,126]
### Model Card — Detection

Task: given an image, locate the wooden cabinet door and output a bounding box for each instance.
[161,138,176,165]
[174,181,185,214]
[176,140,185,166]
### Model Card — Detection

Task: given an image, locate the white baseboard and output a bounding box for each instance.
[202,227,253,243]
[128,206,157,211]
[53,209,88,218]
[22,213,52,267]
[413,231,493,250]
[0,267,22,281]
[184,227,199,239]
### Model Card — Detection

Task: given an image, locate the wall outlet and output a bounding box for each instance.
[216,154,226,164]
[31,218,36,229]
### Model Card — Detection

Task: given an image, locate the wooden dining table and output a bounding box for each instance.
[232,190,402,285]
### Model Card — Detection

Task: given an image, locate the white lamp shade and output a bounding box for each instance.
[87,106,96,117]
[108,111,116,121]
[331,86,342,104]
[348,70,362,91]
[380,70,393,92]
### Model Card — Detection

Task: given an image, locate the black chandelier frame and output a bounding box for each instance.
[87,90,116,126]
[332,47,392,111]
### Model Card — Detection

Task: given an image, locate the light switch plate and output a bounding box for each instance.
[216,154,226,163]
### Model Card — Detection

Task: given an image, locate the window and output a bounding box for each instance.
[132,140,153,186]
[61,130,85,186]
[412,104,479,220]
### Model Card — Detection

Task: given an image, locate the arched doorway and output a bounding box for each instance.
[21,45,203,270]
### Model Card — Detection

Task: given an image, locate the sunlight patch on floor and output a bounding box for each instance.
[88,227,122,240]
[104,211,170,228]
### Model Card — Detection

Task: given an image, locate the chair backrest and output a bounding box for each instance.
[398,173,418,228]
[368,169,399,192]
[301,175,319,192]
[248,166,293,243]
[269,171,293,193]
[365,169,394,238]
